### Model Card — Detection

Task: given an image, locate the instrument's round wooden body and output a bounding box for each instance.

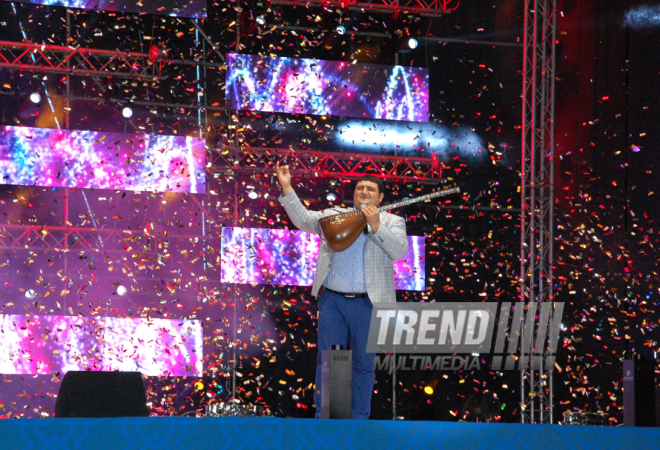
[317,185,460,252]
[319,210,367,252]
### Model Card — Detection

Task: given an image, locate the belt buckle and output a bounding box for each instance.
[344,293,358,299]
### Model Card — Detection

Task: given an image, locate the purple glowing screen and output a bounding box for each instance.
[0,125,206,193]
[1,0,206,18]
[225,53,429,122]
[0,315,202,376]
[221,227,425,291]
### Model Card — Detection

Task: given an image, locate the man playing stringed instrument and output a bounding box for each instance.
[275,163,409,420]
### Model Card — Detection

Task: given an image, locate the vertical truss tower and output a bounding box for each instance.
[520,0,557,424]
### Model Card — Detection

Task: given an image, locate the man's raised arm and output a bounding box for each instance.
[275,163,324,235]
[275,163,294,197]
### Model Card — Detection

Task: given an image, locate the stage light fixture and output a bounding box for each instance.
[117,285,128,296]
[18,94,43,119]
[122,106,133,119]
[253,2,270,27]
[395,24,420,54]
[336,25,346,35]
[148,44,168,62]
[248,190,258,199]
[323,181,343,204]
[25,289,36,299]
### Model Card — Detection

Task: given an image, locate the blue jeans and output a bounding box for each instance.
[314,289,376,420]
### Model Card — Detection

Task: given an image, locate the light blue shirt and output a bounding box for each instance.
[324,231,367,293]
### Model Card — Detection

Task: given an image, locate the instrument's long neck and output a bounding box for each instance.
[376,187,460,212]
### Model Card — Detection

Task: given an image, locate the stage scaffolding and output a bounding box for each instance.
[0,40,158,80]
[269,0,458,17]
[520,0,557,424]
[209,146,445,184]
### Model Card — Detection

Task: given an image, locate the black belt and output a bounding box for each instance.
[324,287,367,299]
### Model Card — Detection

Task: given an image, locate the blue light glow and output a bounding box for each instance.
[334,120,487,162]
[625,5,660,29]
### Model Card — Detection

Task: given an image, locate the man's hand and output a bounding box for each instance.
[275,162,294,196]
[361,205,380,233]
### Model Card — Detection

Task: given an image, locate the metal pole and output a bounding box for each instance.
[189,18,226,62]
[232,182,238,400]
[392,351,397,420]
[520,0,557,424]
[65,10,71,129]
[422,37,523,47]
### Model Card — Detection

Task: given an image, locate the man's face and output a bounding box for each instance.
[353,181,384,208]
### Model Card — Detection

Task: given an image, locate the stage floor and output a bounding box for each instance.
[1,416,658,450]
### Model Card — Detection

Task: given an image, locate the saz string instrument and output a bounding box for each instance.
[319,185,460,252]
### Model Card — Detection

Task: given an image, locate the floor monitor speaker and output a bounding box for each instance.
[55,371,149,418]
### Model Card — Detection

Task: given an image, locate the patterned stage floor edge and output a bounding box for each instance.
[1,416,659,450]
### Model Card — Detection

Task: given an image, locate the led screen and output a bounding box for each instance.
[0,125,206,193]
[221,227,425,291]
[225,53,429,122]
[1,0,206,18]
[0,315,203,376]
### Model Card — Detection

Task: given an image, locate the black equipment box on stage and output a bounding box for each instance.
[623,356,656,427]
[55,371,149,418]
[321,349,352,419]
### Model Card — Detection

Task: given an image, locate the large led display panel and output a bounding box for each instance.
[0,315,202,376]
[221,227,425,291]
[0,125,206,193]
[1,0,206,18]
[225,53,429,122]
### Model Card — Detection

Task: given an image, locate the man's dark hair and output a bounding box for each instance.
[355,175,385,195]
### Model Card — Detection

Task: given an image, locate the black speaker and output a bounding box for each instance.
[623,356,656,427]
[55,371,149,418]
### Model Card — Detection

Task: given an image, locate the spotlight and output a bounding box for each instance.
[117,285,128,296]
[335,25,346,35]
[29,92,41,104]
[122,106,133,119]
[255,15,266,26]
[148,44,168,62]
[396,28,419,53]
[25,289,36,299]
[18,94,42,119]
[247,191,258,200]
[326,193,337,202]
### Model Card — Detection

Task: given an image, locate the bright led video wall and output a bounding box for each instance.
[225,53,429,122]
[221,227,425,291]
[2,0,206,18]
[0,125,206,193]
[0,315,202,376]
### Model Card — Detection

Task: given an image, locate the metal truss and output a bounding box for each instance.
[0,224,207,254]
[519,0,557,424]
[210,146,445,184]
[0,40,159,80]
[269,0,458,17]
